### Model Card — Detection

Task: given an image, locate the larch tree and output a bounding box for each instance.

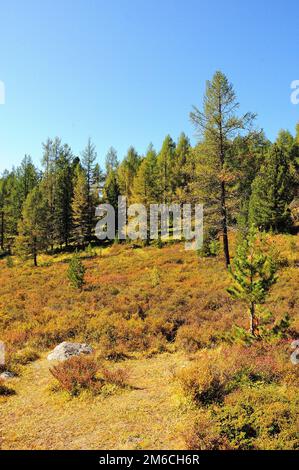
[190,71,256,267]
[132,144,159,242]
[105,147,119,175]
[157,135,176,203]
[16,186,49,266]
[132,144,159,205]
[117,146,141,203]
[81,139,99,242]
[173,133,191,202]
[0,175,8,250]
[15,155,39,208]
[41,138,62,251]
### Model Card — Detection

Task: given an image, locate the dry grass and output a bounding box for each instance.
[0,352,189,450]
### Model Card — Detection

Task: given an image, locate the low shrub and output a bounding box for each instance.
[185,412,233,450]
[215,389,299,450]
[14,347,40,365]
[49,356,130,397]
[175,325,202,353]
[150,267,161,287]
[50,356,100,396]
[177,360,230,406]
[177,344,285,406]
[101,367,129,388]
[180,343,299,450]
[186,393,299,450]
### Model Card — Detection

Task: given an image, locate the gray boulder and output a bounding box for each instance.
[47,342,93,361]
[0,371,16,380]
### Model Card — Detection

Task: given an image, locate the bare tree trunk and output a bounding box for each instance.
[249,302,257,336]
[219,98,230,268]
[0,211,4,251]
[33,238,38,267]
[221,182,230,268]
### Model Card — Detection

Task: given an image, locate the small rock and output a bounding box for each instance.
[0,371,16,380]
[47,341,93,361]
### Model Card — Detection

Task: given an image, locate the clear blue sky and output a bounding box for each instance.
[0,0,298,173]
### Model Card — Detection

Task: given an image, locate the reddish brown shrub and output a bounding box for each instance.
[101,367,129,387]
[49,356,100,396]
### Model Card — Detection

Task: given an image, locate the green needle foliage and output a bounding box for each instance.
[190,71,256,267]
[249,144,294,231]
[227,229,278,337]
[0,72,298,262]
[68,252,86,289]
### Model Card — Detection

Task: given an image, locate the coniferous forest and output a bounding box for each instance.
[1,73,299,450]
[1,72,298,265]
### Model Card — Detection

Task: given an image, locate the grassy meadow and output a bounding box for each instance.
[0,233,298,450]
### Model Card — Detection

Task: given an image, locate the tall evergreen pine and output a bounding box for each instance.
[249,144,293,231]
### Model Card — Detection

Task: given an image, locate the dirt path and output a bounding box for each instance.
[0,352,189,450]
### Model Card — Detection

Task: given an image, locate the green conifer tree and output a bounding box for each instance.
[227,229,277,336]
[15,186,49,266]
[157,135,176,203]
[117,146,141,202]
[72,165,89,247]
[67,251,86,289]
[132,144,159,205]
[81,139,100,242]
[190,71,256,267]
[249,144,293,231]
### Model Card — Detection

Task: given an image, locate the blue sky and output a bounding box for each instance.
[0,0,298,173]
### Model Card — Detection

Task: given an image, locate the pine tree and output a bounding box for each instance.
[15,186,49,266]
[232,132,270,228]
[40,139,76,249]
[249,144,293,231]
[72,165,89,247]
[0,170,22,251]
[103,169,120,234]
[67,252,86,289]
[54,147,74,247]
[190,71,256,267]
[103,170,120,208]
[227,229,277,337]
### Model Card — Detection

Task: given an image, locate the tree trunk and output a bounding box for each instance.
[218,97,230,268]
[33,238,38,267]
[249,302,257,336]
[221,181,230,268]
[0,211,4,251]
